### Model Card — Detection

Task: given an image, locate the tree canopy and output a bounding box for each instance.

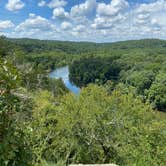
[0,36,166,165]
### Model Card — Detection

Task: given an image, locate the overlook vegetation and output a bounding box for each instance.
[0,36,166,166]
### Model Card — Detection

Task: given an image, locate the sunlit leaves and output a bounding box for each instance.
[31,85,166,165]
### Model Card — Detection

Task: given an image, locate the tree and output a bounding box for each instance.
[148,71,166,111]
[31,84,166,165]
[0,59,32,166]
[121,70,155,95]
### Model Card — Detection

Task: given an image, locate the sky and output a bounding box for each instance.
[0,0,166,42]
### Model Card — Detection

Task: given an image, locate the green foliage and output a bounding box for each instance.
[0,59,32,166]
[69,57,121,87]
[121,70,155,95]
[68,41,166,111]
[0,59,20,110]
[148,71,166,111]
[31,85,166,165]
[2,36,166,111]
[1,36,166,166]
[25,51,72,71]
[9,38,99,54]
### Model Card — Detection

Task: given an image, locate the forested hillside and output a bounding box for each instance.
[0,36,166,166]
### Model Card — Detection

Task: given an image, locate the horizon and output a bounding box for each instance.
[7,36,166,44]
[0,0,166,42]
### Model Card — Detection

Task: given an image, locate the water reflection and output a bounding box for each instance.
[49,66,80,95]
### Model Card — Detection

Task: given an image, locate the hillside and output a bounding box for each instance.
[0,36,166,166]
[9,38,166,51]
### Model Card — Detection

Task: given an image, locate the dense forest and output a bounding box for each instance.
[0,36,166,166]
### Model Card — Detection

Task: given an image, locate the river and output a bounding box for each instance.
[49,66,80,95]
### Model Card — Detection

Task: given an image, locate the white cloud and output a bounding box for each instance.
[71,0,96,17]
[135,13,150,25]
[134,0,166,26]
[38,0,46,7]
[6,0,25,11]
[16,13,56,32]
[70,24,90,39]
[61,21,72,30]
[48,0,67,8]
[97,0,129,17]
[0,20,14,30]
[132,0,166,37]
[52,7,69,19]
[12,14,59,39]
[136,0,166,14]
[92,0,129,30]
[92,14,126,29]
[4,0,166,42]
[73,25,86,32]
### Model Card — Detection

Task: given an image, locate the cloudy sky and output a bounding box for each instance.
[0,0,166,42]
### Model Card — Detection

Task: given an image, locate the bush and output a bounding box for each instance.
[31,85,166,165]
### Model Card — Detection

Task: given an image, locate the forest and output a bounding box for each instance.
[0,36,166,166]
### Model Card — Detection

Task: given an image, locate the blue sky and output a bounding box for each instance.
[0,0,166,42]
